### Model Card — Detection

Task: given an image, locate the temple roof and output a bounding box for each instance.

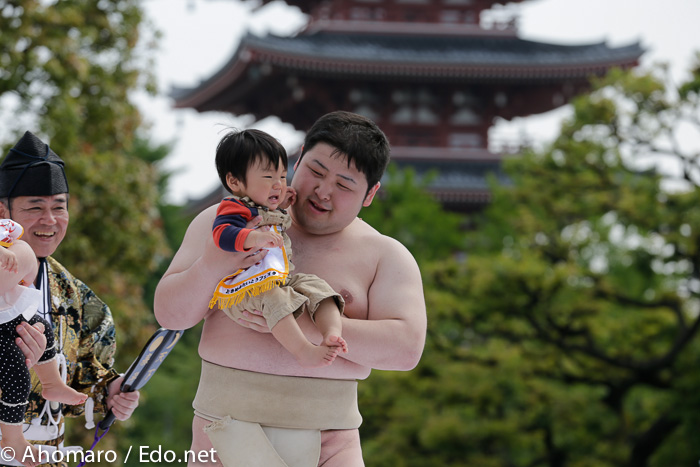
[174,15,643,213]
[173,32,643,108]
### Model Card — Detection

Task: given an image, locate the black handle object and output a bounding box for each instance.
[98,328,183,430]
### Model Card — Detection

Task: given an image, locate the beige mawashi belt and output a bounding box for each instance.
[193,360,362,467]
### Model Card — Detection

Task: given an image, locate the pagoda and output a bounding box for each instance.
[174,0,643,213]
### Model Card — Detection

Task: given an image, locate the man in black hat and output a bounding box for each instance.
[0,131,140,463]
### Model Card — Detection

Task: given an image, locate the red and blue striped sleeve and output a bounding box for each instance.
[212,198,259,252]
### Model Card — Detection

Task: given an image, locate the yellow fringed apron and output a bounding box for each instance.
[209,225,290,310]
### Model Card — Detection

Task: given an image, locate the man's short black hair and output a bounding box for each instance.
[215,129,288,193]
[300,111,390,194]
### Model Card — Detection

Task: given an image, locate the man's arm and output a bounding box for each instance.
[154,205,266,330]
[236,235,428,370]
[339,236,427,371]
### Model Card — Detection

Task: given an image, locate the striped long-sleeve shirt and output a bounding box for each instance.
[212,197,261,252]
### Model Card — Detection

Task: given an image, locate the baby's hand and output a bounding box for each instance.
[245,230,284,250]
[279,187,297,210]
[0,247,18,273]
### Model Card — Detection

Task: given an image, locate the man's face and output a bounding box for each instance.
[291,142,379,235]
[0,194,69,258]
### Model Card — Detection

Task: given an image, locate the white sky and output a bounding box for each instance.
[138,0,700,204]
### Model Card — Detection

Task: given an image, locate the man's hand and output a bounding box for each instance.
[16,321,47,368]
[230,309,271,333]
[106,377,140,421]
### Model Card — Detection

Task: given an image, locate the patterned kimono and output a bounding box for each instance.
[0,256,120,467]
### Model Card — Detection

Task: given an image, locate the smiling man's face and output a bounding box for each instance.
[290,142,378,236]
[1,194,69,258]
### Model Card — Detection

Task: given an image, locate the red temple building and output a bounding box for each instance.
[174,0,643,213]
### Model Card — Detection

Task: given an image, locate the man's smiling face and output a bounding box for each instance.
[290,142,378,235]
[1,194,69,258]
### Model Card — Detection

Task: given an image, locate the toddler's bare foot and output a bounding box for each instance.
[41,383,88,406]
[0,436,41,467]
[293,344,340,368]
[323,334,348,353]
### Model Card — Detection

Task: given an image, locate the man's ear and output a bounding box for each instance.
[362,182,380,207]
[226,173,243,192]
[0,201,8,218]
[293,145,304,171]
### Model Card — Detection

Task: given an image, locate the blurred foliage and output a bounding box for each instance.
[361,164,467,264]
[360,60,700,466]
[0,1,171,464]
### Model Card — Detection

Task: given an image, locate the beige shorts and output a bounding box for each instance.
[221,273,344,330]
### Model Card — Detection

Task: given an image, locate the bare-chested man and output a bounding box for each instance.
[154,111,426,467]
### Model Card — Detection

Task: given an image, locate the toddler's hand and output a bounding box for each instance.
[0,247,18,273]
[246,230,284,250]
[279,187,297,210]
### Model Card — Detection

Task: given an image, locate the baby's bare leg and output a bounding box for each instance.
[0,264,17,296]
[0,423,41,467]
[12,240,37,285]
[33,360,88,405]
[314,298,348,354]
[0,241,37,299]
[271,314,340,368]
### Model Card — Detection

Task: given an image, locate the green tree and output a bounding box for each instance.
[361,164,467,264]
[361,60,700,466]
[2,1,168,463]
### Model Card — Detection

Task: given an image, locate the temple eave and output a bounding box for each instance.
[174,57,640,110]
[252,56,640,78]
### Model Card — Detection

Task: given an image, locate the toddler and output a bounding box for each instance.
[209,129,348,367]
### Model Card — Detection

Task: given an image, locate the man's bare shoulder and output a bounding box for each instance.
[192,204,219,228]
[184,204,219,243]
[162,204,219,275]
[355,218,414,259]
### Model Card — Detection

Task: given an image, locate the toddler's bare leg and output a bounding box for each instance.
[314,298,348,354]
[0,254,18,296]
[0,423,41,467]
[1,241,36,299]
[271,314,340,368]
[33,360,88,405]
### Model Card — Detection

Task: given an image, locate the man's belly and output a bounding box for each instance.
[198,311,371,380]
